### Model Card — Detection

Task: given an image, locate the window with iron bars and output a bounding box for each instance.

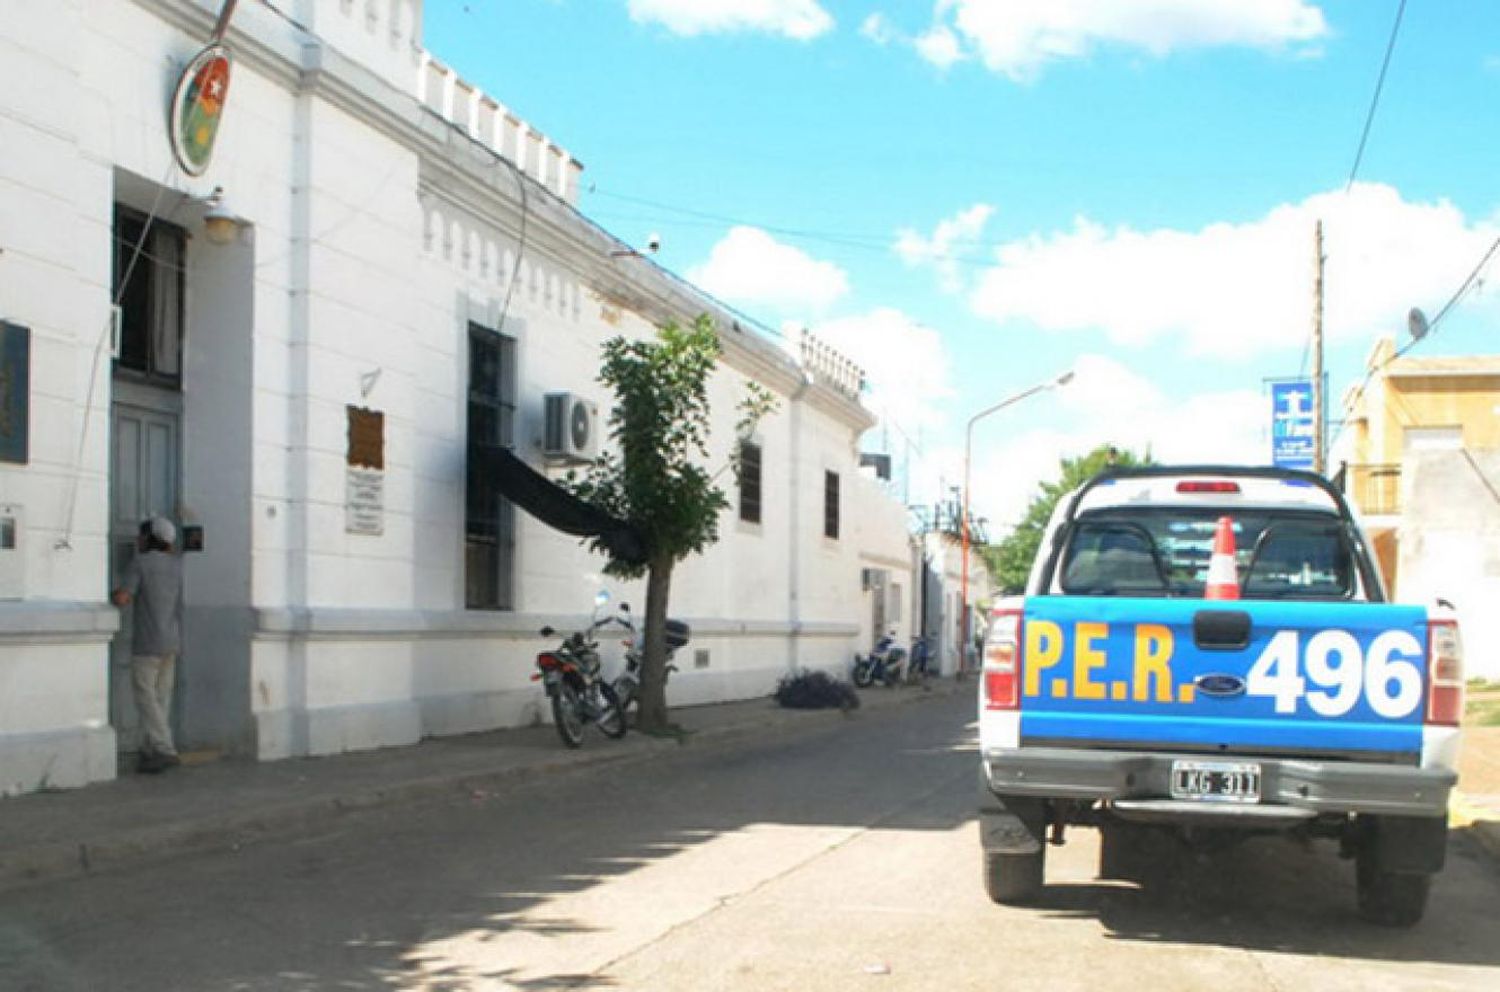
[465,324,517,610]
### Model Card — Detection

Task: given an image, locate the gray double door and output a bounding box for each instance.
[109,381,181,753]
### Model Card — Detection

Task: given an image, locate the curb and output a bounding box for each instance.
[0,682,960,893]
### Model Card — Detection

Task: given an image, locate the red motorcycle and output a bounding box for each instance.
[532,594,628,748]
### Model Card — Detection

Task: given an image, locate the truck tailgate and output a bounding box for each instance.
[1018,597,1429,756]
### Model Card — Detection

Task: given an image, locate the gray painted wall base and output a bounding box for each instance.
[418,688,545,739]
[255,700,424,761]
[0,725,117,797]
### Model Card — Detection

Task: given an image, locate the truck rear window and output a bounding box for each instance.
[1058,509,1355,599]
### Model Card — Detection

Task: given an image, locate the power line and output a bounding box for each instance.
[1302,0,1409,382]
[1328,232,1500,453]
[1426,233,1500,334]
[1346,0,1408,194]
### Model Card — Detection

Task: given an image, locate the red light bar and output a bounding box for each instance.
[1176,480,1241,494]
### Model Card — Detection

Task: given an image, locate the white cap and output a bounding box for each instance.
[148,516,176,545]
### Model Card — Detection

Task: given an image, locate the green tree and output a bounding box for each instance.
[570,315,774,734]
[980,445,1152,594]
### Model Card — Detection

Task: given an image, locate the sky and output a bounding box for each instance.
[425,0,1500,536]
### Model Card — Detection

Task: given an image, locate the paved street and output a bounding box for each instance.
[2,691,1498,992]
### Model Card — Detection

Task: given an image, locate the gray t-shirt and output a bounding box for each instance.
[119,551,183,656]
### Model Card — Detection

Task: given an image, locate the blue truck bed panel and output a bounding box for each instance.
[1017,597,1429,754]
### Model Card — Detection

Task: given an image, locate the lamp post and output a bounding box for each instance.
[960,369,1074,676]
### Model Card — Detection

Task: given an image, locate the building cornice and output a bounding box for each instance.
[1386,366,1500,380]
[130,0,876,433]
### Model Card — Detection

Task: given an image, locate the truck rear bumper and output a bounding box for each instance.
[982,746,1455,819]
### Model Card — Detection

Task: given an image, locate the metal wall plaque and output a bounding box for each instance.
[0,322,30,464]
[347,405,384,469]
[346,467,384,536]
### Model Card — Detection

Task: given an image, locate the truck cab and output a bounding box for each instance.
[978,466,1464,925]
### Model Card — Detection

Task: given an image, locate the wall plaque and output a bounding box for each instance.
[347,405,384,469]
[346,467,384,536]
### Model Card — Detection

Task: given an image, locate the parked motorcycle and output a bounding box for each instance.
[533,592,628,748]
[852,632,906,688]
[905,634,934,684]
[611,603,691,714]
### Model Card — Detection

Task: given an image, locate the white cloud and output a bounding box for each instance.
[895,203,994,292]
[914,24,966,69]
[689,227,849,313]
[627,0,833,40]
[922,0,1327,78]
[860,13,895,45]
[964,354,1267,532]
[804,308,955,435]
[969,183,1500,359]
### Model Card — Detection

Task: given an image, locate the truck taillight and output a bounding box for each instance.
[1426,619,1464,727]
[984,609,1023,711]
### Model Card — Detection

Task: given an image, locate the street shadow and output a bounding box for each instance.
[1027,826,1500,967]
[7,693,1499,991]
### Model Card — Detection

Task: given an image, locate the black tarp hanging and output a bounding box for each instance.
[470,444,648,567]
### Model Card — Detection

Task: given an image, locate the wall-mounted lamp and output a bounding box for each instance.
[203,186,246,245]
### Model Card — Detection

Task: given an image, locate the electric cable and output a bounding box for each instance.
[1302,0,1409,381]
[1328,232,1500,453]
[493,148,530,340]
[58,170,181,549]
[1345,0,1408,195]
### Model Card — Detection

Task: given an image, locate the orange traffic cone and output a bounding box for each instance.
[1203,516,1240,600]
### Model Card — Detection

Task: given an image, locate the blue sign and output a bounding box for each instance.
[1270,380,1315,469]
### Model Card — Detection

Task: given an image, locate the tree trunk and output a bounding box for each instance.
[636,555,675,734]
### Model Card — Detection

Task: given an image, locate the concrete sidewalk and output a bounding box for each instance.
[0,679,966,893]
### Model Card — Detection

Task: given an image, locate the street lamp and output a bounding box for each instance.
[960,369,1074,675]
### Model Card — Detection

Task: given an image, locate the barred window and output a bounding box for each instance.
[465,324,517,610]
[739,440,762,524]
[823,470,840,540]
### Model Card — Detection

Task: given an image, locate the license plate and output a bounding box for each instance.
[1170,760,1261,803]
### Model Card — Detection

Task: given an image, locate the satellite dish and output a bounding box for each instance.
[1407,307,1430,342]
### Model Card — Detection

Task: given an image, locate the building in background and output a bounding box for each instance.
[1336,337,1500,679]
[0,0,914,795]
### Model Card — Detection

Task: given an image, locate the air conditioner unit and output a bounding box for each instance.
[542,392,599,463]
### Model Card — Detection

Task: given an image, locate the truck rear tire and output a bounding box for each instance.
[1356,854,1431,927]
[984,850,1045,904]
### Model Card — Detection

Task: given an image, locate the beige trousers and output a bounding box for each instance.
[130,654,178,757]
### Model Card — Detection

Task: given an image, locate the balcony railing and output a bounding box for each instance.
[1345,462,1402,517]
[798,330,864,400]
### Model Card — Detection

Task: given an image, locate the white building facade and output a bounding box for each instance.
[0,0,915,795]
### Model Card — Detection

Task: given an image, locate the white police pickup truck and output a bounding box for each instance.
[978,466,1464,926]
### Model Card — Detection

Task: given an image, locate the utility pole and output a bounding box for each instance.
[1313,219,1326,475]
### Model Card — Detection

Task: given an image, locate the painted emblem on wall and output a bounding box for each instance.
[169,44,233,177]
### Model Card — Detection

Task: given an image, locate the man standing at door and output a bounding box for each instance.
[111,516,184,774]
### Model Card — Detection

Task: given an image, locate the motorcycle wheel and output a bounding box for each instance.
[852,659,874,688]
[595,682,628,739]
[612,674,637,714]
[551,684,586,748]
